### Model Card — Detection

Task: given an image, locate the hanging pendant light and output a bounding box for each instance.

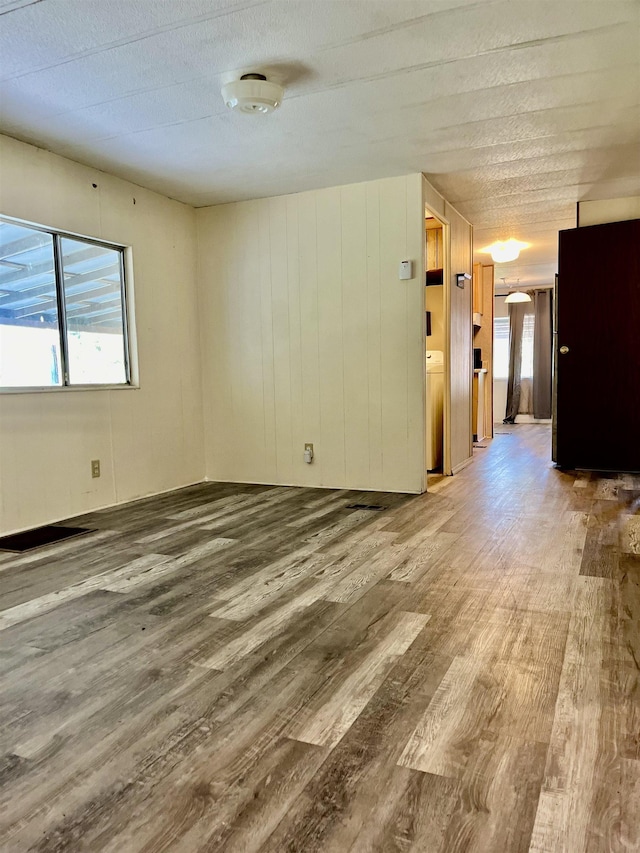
[503,278,531,304]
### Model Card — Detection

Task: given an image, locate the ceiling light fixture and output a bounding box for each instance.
[221,73,284,114]
[481,238,530,263]
[503,277,531,304]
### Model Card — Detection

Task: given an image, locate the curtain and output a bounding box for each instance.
[533,289,553,419]
[503,301,527,423]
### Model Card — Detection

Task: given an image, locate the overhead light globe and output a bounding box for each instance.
[504,290,531,303]
[221,73,284,114]
[480,238,530,263]
[491,240,521,262]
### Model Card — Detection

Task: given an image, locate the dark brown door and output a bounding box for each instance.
[555,218,640,472]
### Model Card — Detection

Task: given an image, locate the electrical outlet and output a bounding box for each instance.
[91,459,101,478]
[304,443,314,454]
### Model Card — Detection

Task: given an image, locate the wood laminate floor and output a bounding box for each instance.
[1,424,639,852]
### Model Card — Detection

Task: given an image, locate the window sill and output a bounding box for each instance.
[0,384,139,395]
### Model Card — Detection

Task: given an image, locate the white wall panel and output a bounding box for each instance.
[578,196,640,227]
[0,135,204,535]
[197,174,425,493]
[297,193,322,487]
[364,183,384,487]
[316,187,346,486]
[342,183,369,487]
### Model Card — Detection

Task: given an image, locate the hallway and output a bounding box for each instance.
[1,425,638,851]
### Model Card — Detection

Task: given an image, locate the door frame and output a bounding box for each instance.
[424,201,452,478]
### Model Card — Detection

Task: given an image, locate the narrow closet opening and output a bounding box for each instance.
[425,215,445,473]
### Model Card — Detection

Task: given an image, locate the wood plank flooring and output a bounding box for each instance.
[1,424,639,852]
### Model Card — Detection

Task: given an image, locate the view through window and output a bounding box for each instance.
[493,315,510,379]
[0,218,130,388]
[493,311,535,380]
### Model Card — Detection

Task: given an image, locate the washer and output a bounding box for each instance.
[426,350,444,471]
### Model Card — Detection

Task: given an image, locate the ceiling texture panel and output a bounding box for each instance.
[0,0,638,286]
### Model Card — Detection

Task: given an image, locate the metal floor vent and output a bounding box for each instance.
[0,525,94,553]
[345,504,386,511]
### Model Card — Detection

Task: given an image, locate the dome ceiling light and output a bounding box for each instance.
[481,238,530,263]
[221,73,284,115]
[502,277,531,304]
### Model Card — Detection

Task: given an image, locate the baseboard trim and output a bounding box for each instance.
[451,456,474,475]
[1,478,206,539]
[203,475,421,496]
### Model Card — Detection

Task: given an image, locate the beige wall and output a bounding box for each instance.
[0,135,204,534]
[578,196,640,227]
[422,177,473,474]
[197,175,426,493]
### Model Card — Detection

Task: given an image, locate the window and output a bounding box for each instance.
[520,313,535,379]
[493,311,536,380]
[0,217,130,389]
[493,316,510,379]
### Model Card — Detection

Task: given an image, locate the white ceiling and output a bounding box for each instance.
[1,0,639,286]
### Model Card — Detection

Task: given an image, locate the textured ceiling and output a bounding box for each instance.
[1,0,639,286]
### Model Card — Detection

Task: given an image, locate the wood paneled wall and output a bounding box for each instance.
[473,263,494,439]
[197,175,426,494]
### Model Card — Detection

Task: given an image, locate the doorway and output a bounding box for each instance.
[425,214,445,474]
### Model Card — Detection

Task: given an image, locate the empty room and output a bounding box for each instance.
[1,1,639,851]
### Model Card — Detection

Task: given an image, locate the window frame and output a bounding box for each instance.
[0,215,134,393]
[493,315,510,380]
[520,312,536,380]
